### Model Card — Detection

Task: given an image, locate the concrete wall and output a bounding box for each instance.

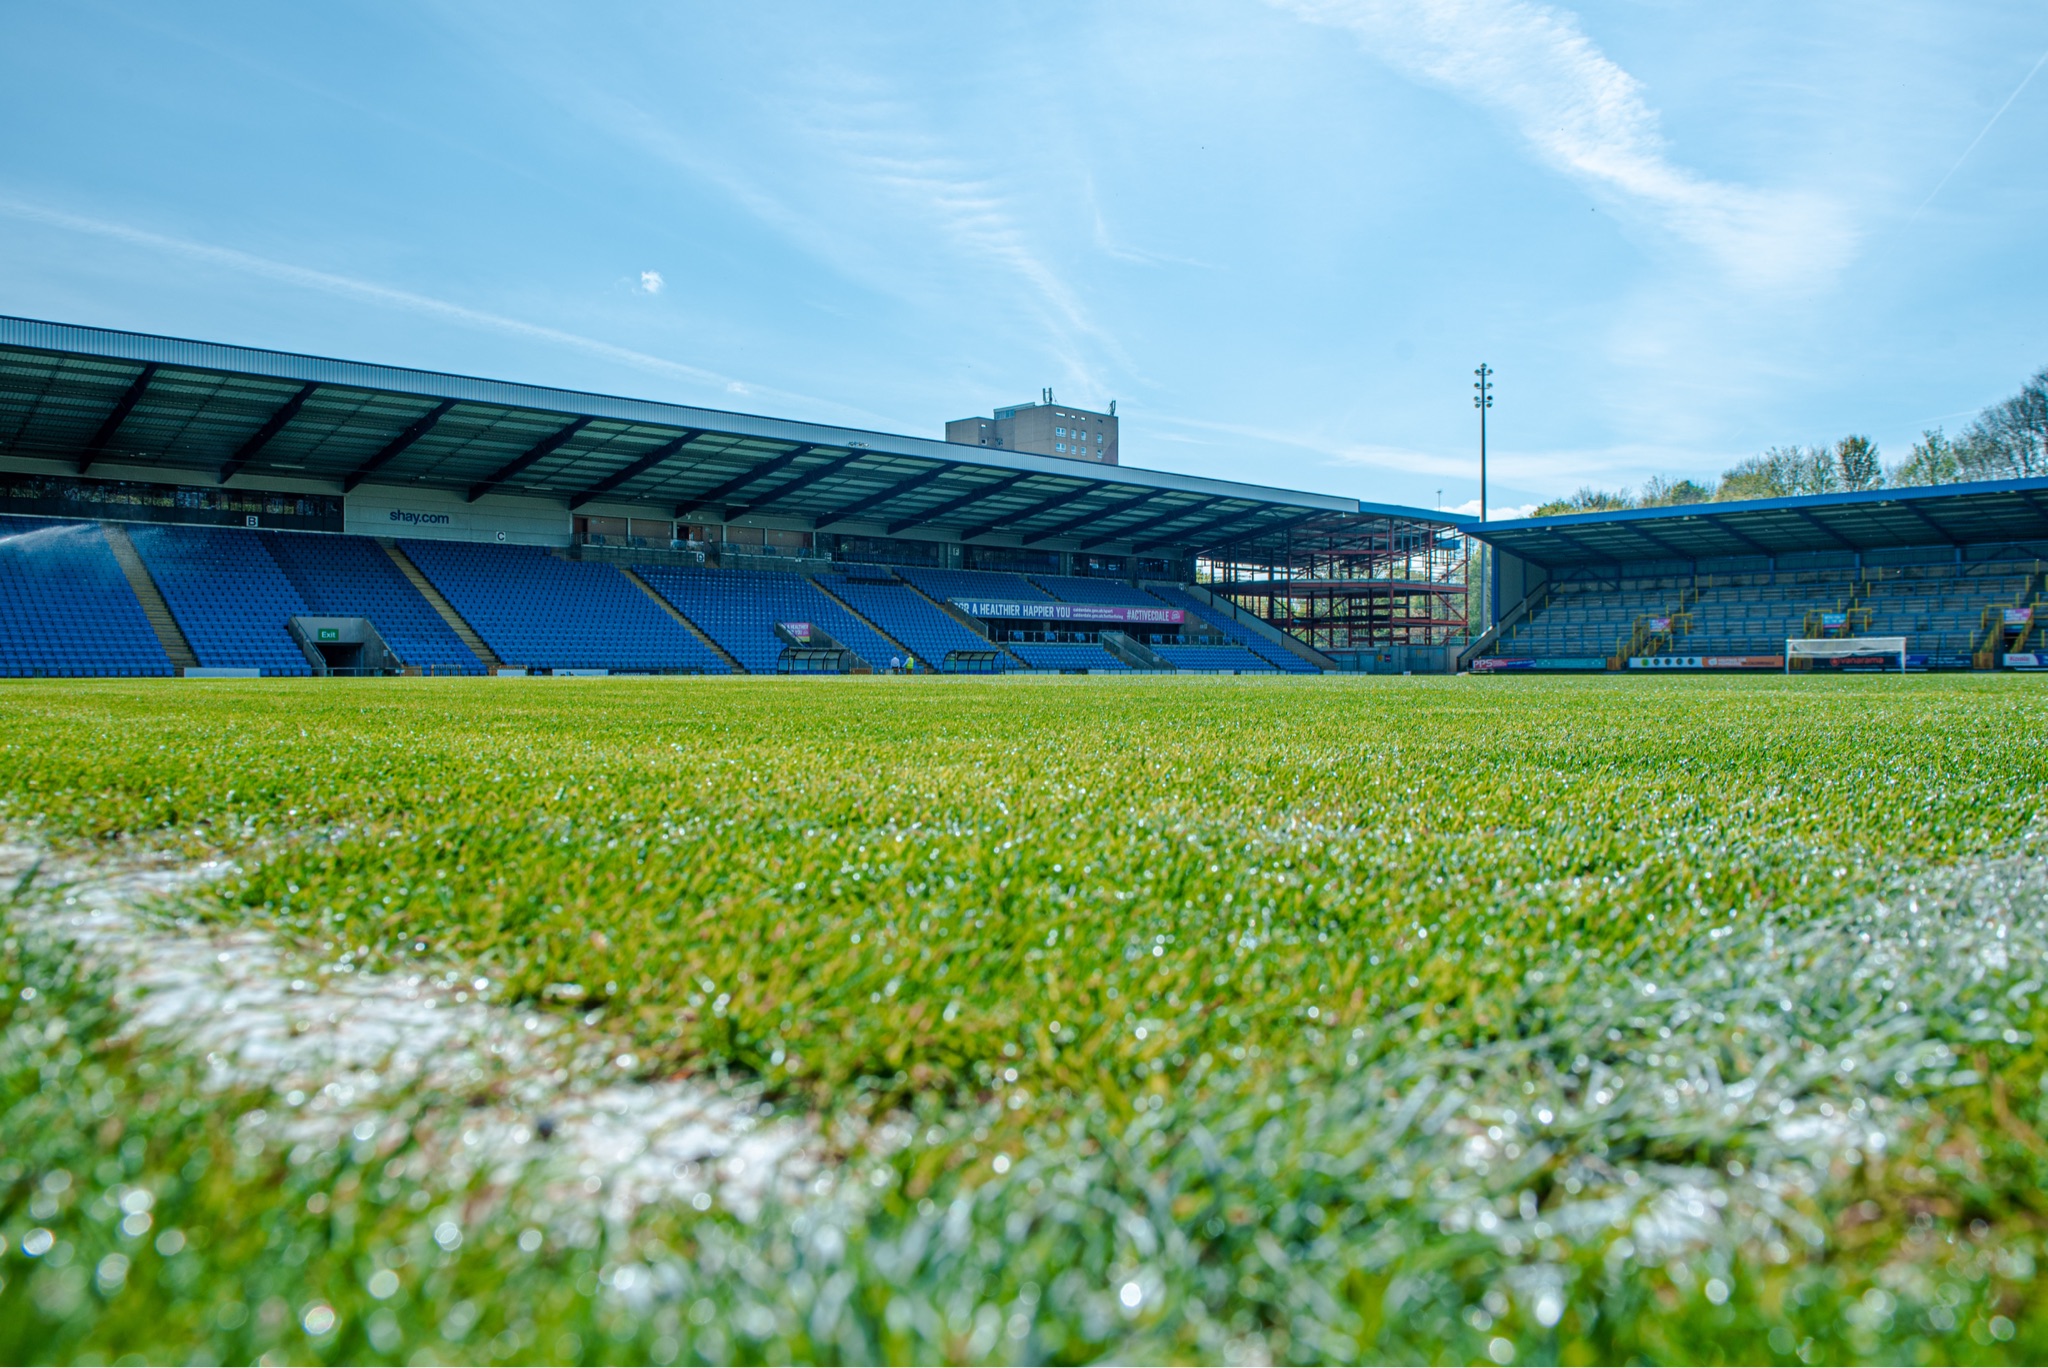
[344,485,571,547]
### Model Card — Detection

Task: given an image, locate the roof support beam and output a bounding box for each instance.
[219,382,318,483]
[814,465,953,528]
[1700,514,1774,557]
[568,429,702,510]
[675,444,816,517]
[1178,509,1328,555]
[1891,499,1956,545]
[886,472,1035,535]
[1080,496,1225,551]
[1136,504,1265,553]
[342,399,457,492]
[1789,507,1852,549]
[723,450,868,521]
[1624,523,1697,561]
[468,416,593,502]
[79,364,158,472]
[958,488,1083,541]
[1024,490,1160,546]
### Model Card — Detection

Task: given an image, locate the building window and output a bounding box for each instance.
[1055,427,1066,437]
[1055,442,1067,452]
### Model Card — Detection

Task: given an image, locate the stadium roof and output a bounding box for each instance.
[0,316,1459,559]
[1474,478,2048,568]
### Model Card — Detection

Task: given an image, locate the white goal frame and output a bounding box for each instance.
[1784,636,1907,674]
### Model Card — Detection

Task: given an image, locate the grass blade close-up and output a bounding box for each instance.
[2,674,2047,1364]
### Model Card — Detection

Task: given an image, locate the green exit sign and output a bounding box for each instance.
[317,628,340,642]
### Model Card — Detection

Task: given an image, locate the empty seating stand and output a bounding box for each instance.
[0,516,173,677]
[1484,557,2044,666]
[262,531,483,674]
[1028,574,1165,607]
[822,569,1005,671]
[1150,643,1277,673]
[635,565,901,673]
[897,567,1056,604]
[127,524,315,675]
[1006,642,1129,672]
[399,540,728,673]
[4,520,1354,681]
[1143,585,1319,673]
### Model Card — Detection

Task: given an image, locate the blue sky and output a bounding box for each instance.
[1,1,2043,516]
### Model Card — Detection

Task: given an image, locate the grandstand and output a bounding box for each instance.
[0,316,1473,679]
[1466,480,2048,671]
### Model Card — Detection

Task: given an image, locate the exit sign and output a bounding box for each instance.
[317,627,340,642]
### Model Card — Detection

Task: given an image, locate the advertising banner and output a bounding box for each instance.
[1629,655,1700,669]
[1647,616,1671,632]
[950,599,1186,625]
[2003,607,2034,627]
[1472,657,1607,672]
[1821,612,1848,630]
[1701,655,1786,670]
[2005,652,2044,669]
[779,621,813,643]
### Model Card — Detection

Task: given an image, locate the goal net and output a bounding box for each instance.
[1784,636,1907,673]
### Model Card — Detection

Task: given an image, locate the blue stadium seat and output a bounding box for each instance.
[399,540,728,673]
[126,523,312,675]
[0,516,174,678]
[1006,642,1129,672]
[823,573,1008,670]
[1143,585,1320,673]
[634,565,903,673]
[262,531,483,674]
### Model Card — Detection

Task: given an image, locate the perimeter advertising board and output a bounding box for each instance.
[1471,657,1607,672]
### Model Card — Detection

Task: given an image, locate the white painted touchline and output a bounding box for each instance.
[0,840,865,1225]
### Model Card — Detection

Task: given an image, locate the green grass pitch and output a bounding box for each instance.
[3,674,2048,1363]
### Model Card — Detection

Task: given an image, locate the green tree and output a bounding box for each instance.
[1889,428,1960,487]
[1531,486,1633,517]
[1834,434,1883,490]
[1639,475,1713,506]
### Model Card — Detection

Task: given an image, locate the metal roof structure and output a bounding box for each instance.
[1474,478,2048,568]
[0,316,1457,560]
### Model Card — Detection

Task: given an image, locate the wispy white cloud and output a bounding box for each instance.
[1446,496,1538,520]
[0,196,827,407]
[1274,0,1856,289]
[550,65,1129,403]
[638,269,664,294]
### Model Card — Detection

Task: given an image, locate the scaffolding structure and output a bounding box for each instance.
[1199,511,1470,651]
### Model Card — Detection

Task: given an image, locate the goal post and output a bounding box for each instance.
[1784,636,1907,674]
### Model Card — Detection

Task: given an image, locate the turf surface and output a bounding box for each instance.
[4,674,2048,1363]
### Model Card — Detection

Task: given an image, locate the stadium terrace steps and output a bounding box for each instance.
[896,566,1055,605]
[1150,643,1279,673]
[100,522,197,671]
[824,573,1011,670]
[263,531,484,674]
[809,576,913,662]
[1006,641,1130,672]
[1144,585,1322,674]
[0,517,176,678]
[1485,558,2045,664]
[125,524,315,676]
[633,565,903,675]
[1027,574,1167,607]
[621,567,745,673]
[383,542,502,668]
[397,540,729,674]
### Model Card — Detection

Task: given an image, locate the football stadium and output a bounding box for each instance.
[0,317,1468,682]
[5,316,2048,1368]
